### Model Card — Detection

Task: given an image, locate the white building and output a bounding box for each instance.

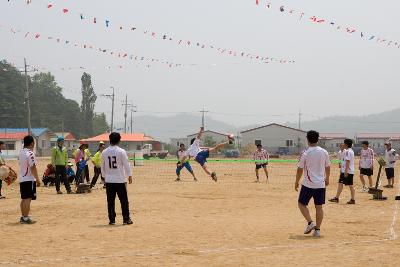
[319,133,346,153]
[240,123,307,155]
[356,133,400,154]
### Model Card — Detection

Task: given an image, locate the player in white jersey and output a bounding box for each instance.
[101,132,133,225]
[383,142,397,188]
[359,141,374,191]
[253,144,269,183]
[295,130,330,237]
[179,127,233,182]
[18,136,41,224]
[329,139,356,204]
[175,143,197,182]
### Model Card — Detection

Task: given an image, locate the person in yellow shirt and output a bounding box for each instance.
[90,142,105,189]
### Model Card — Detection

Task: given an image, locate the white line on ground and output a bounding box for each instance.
[389,184,400,240]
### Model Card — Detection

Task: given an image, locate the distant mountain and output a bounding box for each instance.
[115,113,237,142]
[115,109,400,142]
[288,109,400,137]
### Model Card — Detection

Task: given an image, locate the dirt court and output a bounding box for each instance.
[0,157,399,267]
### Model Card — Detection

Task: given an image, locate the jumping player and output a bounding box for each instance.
[384,142,396,188]
[329,139,356,204]
[253,144,269,183]
[18,135,41,224]
[179,127,233,181]
[359,141,374,191]
[295,130,330,238]
[175,143,197,182]
[101,132,133,225]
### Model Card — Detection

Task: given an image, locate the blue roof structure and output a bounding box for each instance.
[0,128,49,137]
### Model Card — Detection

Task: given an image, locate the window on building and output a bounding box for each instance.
[255,140,262,146]
[286,139,294,147]
[5,142,15,150]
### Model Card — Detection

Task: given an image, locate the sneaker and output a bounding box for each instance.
[254,179,260,183]
[383,185,391,188]
[313,229,321,237]
[123,219,133,225]
[211,172,217,182]
[304,222,316,234]
[328,197,339,203]
[57,191,63,194]
[175,178,181,182]
[347,199,355,204]
[20,217,36,224]
[194,178,198,182]
[0,195,5,199]
[109,221,116,225]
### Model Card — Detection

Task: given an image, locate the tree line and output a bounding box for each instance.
[0,60,108,138]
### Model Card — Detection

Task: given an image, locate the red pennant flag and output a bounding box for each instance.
[62,8,68,13]
[256,0,259,5]
[35,33,40,39]
[47,4,53,9]
[94,17,97,23]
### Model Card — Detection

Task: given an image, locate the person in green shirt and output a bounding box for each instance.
[51,137,72,194]
[90,142,105,189]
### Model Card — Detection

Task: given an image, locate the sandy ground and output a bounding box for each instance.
[0,157,399,267]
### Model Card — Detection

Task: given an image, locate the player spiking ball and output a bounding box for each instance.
[179,127,234,181]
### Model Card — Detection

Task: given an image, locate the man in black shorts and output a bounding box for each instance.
[359,141,374,192]
[329,139,356,204]
[295,130,331,237]
[18,136,41,224]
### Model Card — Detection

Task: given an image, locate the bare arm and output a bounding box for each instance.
[295,168,303,191]
[345,160,350,176]
[31,164,40,186]
[325,166,330,186]
[197,127,204,139]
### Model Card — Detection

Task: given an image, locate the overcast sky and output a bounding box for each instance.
[1,0,399,127]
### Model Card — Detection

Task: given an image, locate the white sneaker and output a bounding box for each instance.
[313,229,321,237]
[304,222,316,234]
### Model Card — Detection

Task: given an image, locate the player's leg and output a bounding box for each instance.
[263,165,269,180]
[360,173,366,189]
[55,166,62,193]
[116,183,132,224]
[298,186,315,234]
[106,183,117,224]
[20,199,31,217]
[90,167,101,188]
[201,163,212,176]
[185,163,197,181]
[176,163,183,181]
[255,166,260,182]
[60,166,71,193]
[314,205,323,237]
[367,175,373,188]
[0,179,3,198]
[208,141,229,153]
[85,165,90,183]
[330,174,344,202]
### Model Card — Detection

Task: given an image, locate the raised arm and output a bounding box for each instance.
[197,127,204,140]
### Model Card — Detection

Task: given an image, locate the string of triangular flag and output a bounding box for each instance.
[8,0,295,64]
[255,0,400,49]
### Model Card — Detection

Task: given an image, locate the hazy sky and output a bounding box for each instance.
[1,0,399,127]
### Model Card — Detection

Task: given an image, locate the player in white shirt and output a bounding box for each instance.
[329,139,356,204]
[295,130,330,238]
[359,141,374,191]
[383,142,396,188]
[18,136,41,224]
[101,132,133,225]
[253,144,269,183]
[179,127,233,182]
[175,143,197,182]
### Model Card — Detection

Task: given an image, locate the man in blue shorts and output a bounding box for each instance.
[179,127,233,182]
[176,143,197,182]
[295,130,331,237]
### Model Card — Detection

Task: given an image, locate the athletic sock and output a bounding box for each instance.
[315,228,320,231]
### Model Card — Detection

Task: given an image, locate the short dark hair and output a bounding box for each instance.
[180,143,185,147]
[306,130,319,144]
[344,138,353,148]
[256,144,262,148]
[190,138,196,145]
[109,132,121,145]
[23,135,35,147]
[0,140,4,146]
[361,141,369,146]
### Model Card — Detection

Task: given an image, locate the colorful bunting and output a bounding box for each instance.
[62,8,68,14]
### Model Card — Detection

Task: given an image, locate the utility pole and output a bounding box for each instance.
[24,58,32,135]
[199,106,209,129]
[130,103,137,134]
[298,110,302,130]
[101,86,115,132]
[123,94,128,133]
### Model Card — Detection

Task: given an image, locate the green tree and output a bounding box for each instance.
[80,72,97,137]
[93,113,109,135]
